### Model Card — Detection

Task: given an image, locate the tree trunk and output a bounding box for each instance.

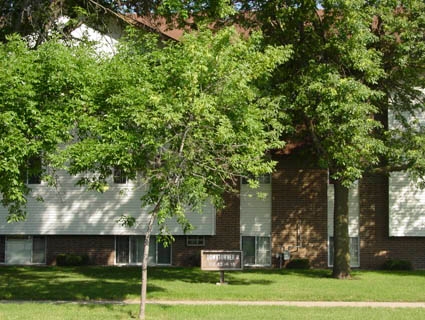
[332,181,351,279]
[139,207,160,320]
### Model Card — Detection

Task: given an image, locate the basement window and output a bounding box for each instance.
[186,236,205,247]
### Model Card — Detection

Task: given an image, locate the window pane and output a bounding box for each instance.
[0,236,5,263]
[186,236,205,246]
[116,236,129,264]
[328,236,359,267]
[157,241,171,265]
[328,237,334,266]
[32,236,46,264]
[148,238,156,265]
[349,237,360,267]
[6,237,32,264]
[130,236,144,264]
[257,237,271,265]
[113,167,127,184]
[27,156,42,184]
[242,236,255,265]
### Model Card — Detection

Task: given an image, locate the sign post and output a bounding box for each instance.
[201,250,243,285]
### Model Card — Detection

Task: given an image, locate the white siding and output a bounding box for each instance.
[389,172,425,236]
[0,170,215,236]
[327,181,359,237]
[388,108,425,237]
[240,179,271,236]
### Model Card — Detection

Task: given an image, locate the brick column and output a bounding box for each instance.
[272,155,328,268]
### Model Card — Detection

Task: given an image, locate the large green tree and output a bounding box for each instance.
[0,35,100,222]
[235,0,425,278]
[57,28,290,319]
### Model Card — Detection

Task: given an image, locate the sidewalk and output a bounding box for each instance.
[2,299,424,308]
[146,300,425,308]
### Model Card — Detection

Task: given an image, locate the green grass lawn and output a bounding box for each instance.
[0,304,424,320]
[0,266,424,302]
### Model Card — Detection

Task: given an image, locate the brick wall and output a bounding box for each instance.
[46,235,115,265]
[360,175,425,269]
[172,187,241,267]
[271,155,328,268]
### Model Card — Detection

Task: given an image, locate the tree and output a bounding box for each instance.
[234,0,425,278]
[0,0,236,45]
[0,35,101,222]
[58,28,290,319]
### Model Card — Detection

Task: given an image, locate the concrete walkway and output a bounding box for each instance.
[2,299,425,308]
[146,300,425,308]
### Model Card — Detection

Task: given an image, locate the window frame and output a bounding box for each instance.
[24,156,42,185]
[113,167,128,184]
[3,236,46,265]
[241,236,271,267]
[115,236,172,266]
[186,236,205,247]
[328,236,360,268]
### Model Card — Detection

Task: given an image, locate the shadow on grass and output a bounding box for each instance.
[2,265,424,302]
[0,266,165,301]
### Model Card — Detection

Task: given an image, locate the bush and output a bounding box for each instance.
[382,259,413,271]
[56,254,90,266]
[286,258,310,269]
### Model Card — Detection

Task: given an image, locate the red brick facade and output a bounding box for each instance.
[360,175,425,269]
[271,156,328,268]
[172,187,241,267]
[46,235,115,265]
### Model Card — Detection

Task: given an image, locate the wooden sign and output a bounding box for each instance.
[201,250,243,271]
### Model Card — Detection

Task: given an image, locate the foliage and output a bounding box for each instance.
[382,259,414,271]
[234,0,425,278]
[0,35,101,222]
[52,26,290,319]
[0,0,237,45]
[61,27,290,236]
[285,258,310,269]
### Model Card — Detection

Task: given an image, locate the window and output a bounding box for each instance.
[242,236,271,266]
[113,167,127,184]
[241,174,271,185]
[32,236,46,264]
[23,156,42,184]
[328,236,360,267]
[115,236,171,265]
[186,236,205,247]
[4,236,46,264]
[0,236,5,263]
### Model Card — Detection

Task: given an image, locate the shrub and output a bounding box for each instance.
[382,259,413,271]
[286,258,310,269]
[56,254,90,266]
